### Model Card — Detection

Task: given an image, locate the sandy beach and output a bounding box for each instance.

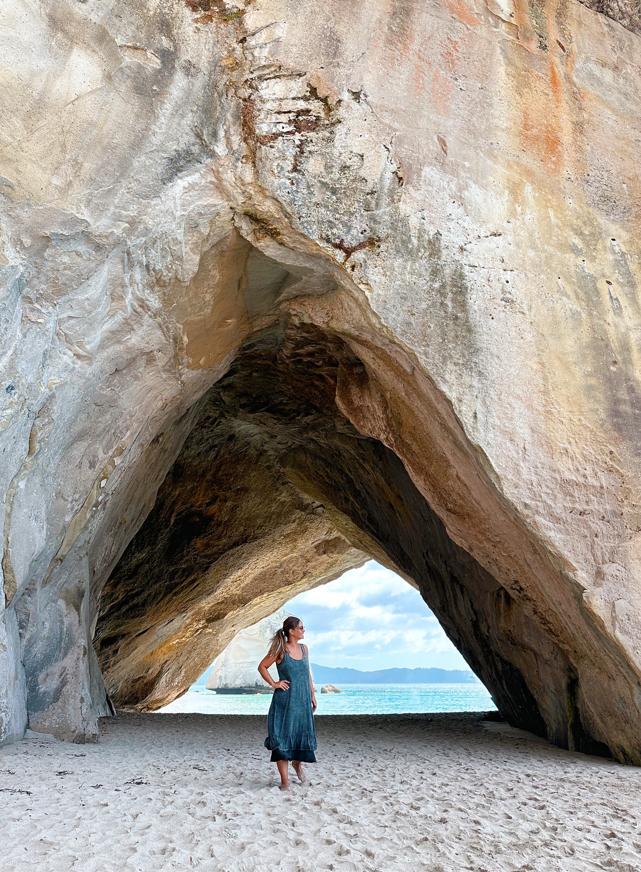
[1,712,640,871]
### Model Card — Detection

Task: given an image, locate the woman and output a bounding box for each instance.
[258,615,317,790]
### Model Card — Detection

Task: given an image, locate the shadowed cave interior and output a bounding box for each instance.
[92,304,609,757]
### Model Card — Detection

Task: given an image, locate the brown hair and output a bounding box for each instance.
[267,615,302,663]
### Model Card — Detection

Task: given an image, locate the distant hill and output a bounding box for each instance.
[310,664,477,684]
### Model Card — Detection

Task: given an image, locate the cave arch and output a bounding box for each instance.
[92,293,617,759]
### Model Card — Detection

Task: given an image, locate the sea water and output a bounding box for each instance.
[157,683,496,715]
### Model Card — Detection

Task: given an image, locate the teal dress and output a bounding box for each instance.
[264,643,317,762]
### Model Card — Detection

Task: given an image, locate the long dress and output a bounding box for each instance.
[264,643,317,763]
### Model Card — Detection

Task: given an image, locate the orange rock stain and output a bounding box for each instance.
[424,34,465,114]
[442,36,462,73]
[519,105,562,172]
[442,0,481,27]
[511,0,571,177]
[431,67,454,114]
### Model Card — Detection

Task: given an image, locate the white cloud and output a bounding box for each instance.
[285,560,472,672]
[300,563,410,609]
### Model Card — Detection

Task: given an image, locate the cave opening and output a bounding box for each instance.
[71,232,641,763]
[162,560,497,718]
[92,309,567,749]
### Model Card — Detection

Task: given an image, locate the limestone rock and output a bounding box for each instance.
[321,685,341,694]
[206,609,286,691]
[0,609,27,743]
[1,0,641,764]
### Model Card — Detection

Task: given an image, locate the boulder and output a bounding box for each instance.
[321,685,341,694]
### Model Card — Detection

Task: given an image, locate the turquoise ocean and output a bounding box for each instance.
[158,683,496,715]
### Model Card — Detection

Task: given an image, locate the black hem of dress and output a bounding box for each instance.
[270,749,317,762]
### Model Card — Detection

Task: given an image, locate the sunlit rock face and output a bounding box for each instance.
[2,0,641,761]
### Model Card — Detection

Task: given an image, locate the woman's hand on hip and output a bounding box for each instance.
[274,680,290,691]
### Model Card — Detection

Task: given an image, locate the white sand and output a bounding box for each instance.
[1,711,641,872]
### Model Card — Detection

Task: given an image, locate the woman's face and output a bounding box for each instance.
[289,622,305,640]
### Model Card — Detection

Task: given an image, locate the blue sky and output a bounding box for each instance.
[283,560,471,672]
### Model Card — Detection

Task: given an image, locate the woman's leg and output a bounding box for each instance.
[292,760,306,783]
[276,759,289,789]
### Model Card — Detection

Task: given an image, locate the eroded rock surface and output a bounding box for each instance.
[579,0,641,33]
[2,0,641,760]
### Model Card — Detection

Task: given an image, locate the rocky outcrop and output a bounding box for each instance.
[2,0,641,761]
[205,609,286,692]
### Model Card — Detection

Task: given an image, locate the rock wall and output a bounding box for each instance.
[2,0,641,760]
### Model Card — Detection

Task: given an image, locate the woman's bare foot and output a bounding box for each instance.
[278,782,290,791]
[292,762,306,783]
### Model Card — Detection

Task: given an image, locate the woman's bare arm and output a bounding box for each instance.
[258,653,289,690]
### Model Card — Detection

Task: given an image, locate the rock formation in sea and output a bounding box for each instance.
[206,610,286,691]
[1,0,641,762]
